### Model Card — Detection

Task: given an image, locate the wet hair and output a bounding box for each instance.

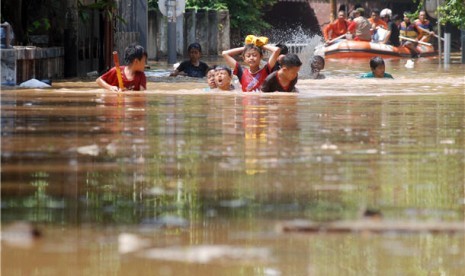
[243,43,263,57]
[124,44,147,64]
[369,56,385,70]
[215,65,232,76]
[371,8,380,16]
[280,53,302,68]
[207,65,217,72]
[276,43,289,55]
[188,42,202,53]
[310,55,325,68]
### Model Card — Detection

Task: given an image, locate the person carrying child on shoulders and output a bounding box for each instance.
[96,44,147,92]
[222,35,281,92]
[170,42,209,78]
[261,53,302,93]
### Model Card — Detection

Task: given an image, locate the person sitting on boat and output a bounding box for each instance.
[323,11,350,44]
[399,11,420,57]
[369,8,388,42]
[360,56,393,79]
[379,9,400,46]
[414,10,435,43]
[310,55,325,79]
[347,8,372,42]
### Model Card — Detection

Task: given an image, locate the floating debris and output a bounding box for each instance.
[118,233,150,254]
[76,144,99,156]
[1,221,42,248]
[140,245,270,264]
[279,219,465,234]
[19,78,51,88]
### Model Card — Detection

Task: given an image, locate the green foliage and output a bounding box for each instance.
[185,0,277,36]
[27,18,51,34]
[77,0,126,24]
[437,0,465,28]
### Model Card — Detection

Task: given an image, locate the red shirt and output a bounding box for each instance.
[234,63,271,92]
[101,66,146,91]
[324,19,350,40]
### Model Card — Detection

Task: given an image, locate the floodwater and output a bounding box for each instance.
[1,56,464,275]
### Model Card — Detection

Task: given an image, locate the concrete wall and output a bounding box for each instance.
[1,47,64,85]
[1,49,16,85]
[148,9,230,60]
[115,0,148,66]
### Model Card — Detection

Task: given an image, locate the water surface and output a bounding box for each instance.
[1,57,464,275]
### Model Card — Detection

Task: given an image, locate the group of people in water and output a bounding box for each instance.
[323,8,434,56]
[98,8,424,93]
[96,40,331,93]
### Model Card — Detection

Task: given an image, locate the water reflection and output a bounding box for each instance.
[1,58,464,275]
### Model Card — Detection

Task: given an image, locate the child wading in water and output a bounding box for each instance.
[360,56,394,78]
[171,42,209,78]
[222,35,281,92]
[96,44,147,91]
[205,66,217,90]
[261,53,302,92]
[214,66,235,91]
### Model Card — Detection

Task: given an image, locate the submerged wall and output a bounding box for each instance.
[1,47,64,85]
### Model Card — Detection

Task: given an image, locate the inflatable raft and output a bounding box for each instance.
[323,40,437,58]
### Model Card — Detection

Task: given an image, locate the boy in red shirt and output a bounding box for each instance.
[96,44,147,92]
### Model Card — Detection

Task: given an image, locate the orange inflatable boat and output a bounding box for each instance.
[324,40,437,58]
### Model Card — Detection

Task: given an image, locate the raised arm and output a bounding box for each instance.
[262,44,281,69]
[222,47,244,69]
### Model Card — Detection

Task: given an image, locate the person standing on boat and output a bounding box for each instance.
[369,9,388,42]
[348,8,372,42]
[379,9,400,47]
[399,11,419,56]
[323,11,350,44]
[414,10,435,43]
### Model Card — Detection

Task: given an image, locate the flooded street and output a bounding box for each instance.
[1,56,464,275]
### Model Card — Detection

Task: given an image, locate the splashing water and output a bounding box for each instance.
[267,27,325,76]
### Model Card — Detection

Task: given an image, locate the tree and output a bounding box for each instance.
[437,0,465,29]
[183,0,277,44]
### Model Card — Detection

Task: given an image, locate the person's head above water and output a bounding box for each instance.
[369,56,386,78]
[214,66,233,91]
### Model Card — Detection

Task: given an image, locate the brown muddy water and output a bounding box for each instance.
[1,57,464,275]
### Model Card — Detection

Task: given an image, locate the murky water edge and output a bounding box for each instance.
[1,58,464,275]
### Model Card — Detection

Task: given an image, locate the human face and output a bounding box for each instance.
[189,48,201,63]
[419,11,426,22]
[282,66,300,82]
[311,60,324,73]
[371,12,380,21]
[207,69,216,89]
[243,49,261,70]
[372,64,386,78]
[403,14,410,23]
[214,69,232,90]
[337,11,346,20]
[133,56,147,72]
